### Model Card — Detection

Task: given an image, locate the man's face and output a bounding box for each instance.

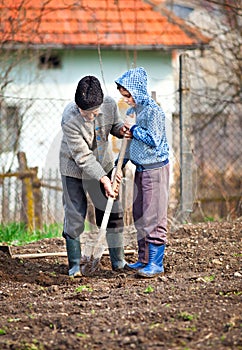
[119,87,136,107]
[79,108,100,121]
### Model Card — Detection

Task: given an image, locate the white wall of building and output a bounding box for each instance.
[3,49,175,176]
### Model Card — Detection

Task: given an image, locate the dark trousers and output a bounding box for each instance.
[61,173,123,240]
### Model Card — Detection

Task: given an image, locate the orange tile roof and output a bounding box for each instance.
[0,0,210,49]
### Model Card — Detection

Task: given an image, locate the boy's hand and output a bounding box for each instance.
[120,125,132,139]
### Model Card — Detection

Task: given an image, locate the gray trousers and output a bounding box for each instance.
[61,174,123,240]
[133,164,170,263]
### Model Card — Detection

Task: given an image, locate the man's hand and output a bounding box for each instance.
[100,176,115,198]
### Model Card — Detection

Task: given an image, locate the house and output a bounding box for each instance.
[0,0,210,224]
[0,0,210,171]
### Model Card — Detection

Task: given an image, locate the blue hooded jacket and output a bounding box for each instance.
[115,67,169,169]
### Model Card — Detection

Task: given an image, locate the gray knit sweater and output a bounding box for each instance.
[59,96,123,181]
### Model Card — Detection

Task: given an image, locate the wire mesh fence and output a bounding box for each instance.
[0,93,241,230]
[172,113,241,222]
[192,112,241,219]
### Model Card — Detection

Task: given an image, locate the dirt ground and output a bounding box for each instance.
[0,219,241,350]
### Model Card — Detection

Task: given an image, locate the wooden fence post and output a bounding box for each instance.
[31,166,43,229]
[17,152,42,231]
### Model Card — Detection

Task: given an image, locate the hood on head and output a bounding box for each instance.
[115,67,149,105]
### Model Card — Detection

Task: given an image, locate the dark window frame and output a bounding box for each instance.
[38,53,62,69]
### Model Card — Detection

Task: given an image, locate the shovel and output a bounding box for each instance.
[81,137,129,276]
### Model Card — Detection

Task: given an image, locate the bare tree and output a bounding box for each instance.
[0,0,63,171]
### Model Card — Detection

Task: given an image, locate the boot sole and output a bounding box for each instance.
[136,271,164,278]
[69,271,82,278]
[124,265,143,271]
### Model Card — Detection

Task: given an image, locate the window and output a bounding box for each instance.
[38,53,61,69]
[0,105,20,153]
[166,4,194,19]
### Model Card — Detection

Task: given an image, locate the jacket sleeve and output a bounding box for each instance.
[62,119,106,181]
[131,107,165,148]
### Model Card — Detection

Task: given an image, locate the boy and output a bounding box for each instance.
[115,67,170,278]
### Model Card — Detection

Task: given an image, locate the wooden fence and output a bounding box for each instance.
[0,151,134,230]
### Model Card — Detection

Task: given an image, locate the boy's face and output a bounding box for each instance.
[119,87,136,107]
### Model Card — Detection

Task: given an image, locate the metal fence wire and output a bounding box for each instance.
[172,112,241,222]
[0,96,66,229]
[0,93,241,229]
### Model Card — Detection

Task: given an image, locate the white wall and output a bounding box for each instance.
[3,49,175,175]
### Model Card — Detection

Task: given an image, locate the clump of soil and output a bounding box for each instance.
[0,219,241,349]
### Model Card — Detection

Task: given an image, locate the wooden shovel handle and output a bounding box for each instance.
[111,137,129,191]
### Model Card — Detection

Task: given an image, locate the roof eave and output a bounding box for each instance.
[2,42,210,51]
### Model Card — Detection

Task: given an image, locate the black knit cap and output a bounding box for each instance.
[75,75,104,110]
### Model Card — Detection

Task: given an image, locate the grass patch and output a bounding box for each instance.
[144,285,154,293]
[0,328,6,335]
[178,311,196,321]
[75,285,93,293]
[0,222,62,246]
[204,274,216,282]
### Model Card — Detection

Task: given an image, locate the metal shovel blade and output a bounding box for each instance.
[81,138,129,276]
[81,255,102,276]
[81,200,113,276]
[81,229,107,276]
[81,216,113,276]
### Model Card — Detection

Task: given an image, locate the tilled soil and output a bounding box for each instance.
[0,219,241,350]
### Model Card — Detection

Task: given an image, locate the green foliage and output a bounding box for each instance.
[76,333,88,338]
[144,285,154,293]
[204,216,215,222]
[0,222,62,245]
[204,275,216,282]
[7,318,21,323]
[178,312,195,321]
[75,285,93,293]
[219,290,242,296]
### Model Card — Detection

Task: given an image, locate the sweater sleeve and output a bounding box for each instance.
[62,119,106,181]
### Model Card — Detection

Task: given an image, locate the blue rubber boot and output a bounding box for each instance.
[65,234,81,277]
[127,261,146,270]
[127,237,147,270]
[106,230,127,271]
[137,243,165,278]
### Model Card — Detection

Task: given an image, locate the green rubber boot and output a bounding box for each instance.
[65,234,81,277]
[106,230,126,271]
